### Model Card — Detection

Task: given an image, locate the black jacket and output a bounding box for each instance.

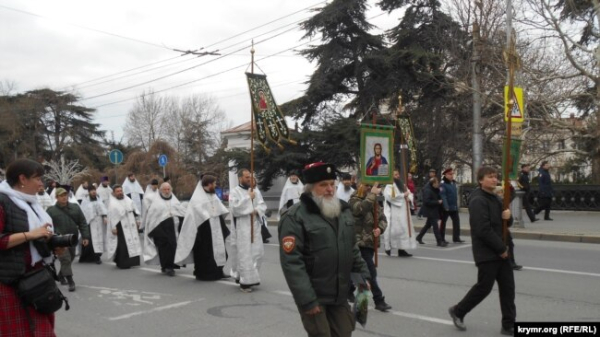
[468,188,512,264]
[517,171,531,193]
[421,184,442,219]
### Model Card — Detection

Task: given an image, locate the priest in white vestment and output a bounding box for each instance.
[97,176,113,208]
[229,169,267,292]
[122,173,144,230]
[175,174,230,280]
[383,170,416,257]
[335,173,355,202]
[75,181,89,204]
[106,184,142,269]
[143,183,186,276]
[79,185,108,264]
[36,186,53,210]
[278,172,303,219]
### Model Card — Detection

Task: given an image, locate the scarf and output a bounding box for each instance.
[0,181,54,266]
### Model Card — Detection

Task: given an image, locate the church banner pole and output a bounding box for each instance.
[371,113,379,268]
[250,41,255,244]
[397,95,413,238]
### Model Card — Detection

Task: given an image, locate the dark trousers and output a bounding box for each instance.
[454,260,516,329]
[299,303,355,337]
[58,247,77,277]
[359,247,383,304]
[150,223,178,270]
[522,192,536,222]
[534,197,552,219]
[440,210,461,242]
[416,216,442,243]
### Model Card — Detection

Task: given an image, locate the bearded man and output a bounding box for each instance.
[175,174,230,281]
[106,184,142,269]
[143,183,186,276]
[279,162,370,337]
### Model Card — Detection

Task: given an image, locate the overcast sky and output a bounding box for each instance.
[0,0,402,142]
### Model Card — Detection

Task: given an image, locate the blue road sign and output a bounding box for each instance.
[109,149,124,165]
[158,154,168,167]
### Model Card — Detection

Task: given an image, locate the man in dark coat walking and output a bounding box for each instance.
[448,166,516,336]
[518,164,538,223]
[534,161,554,221]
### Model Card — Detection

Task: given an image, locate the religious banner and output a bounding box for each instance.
[502,138,522,180]
[246,73,296,152]
[396,114,418,176]
[360,124,394,185]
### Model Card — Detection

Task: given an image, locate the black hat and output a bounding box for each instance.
[151,179,159,185]
[101,176,109,182]
[340,173,352,180]
[303,162,337,183]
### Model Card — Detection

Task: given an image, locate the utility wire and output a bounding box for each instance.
[74,16,309,93]
[0,4,173,51]
[92,40,312,110]
[82,25,301,101]
[62,2,323,90]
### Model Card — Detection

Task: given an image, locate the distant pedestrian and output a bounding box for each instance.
[517,164,538,223]
[448,166,516,336]
[534,161,554,221]
[97,176,112,209]
[36,185,53,210]
[417,168,436,219]
[335,173,355,202]
[406,173,416,215]
[415,177,447,247]
[383,169,416,257]
[440,168,464,243]
[79,185,108,264]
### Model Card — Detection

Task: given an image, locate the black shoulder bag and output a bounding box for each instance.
[17,262,70,314]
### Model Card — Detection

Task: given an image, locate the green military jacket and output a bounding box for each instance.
[279,193,370,311]
[46,202,90,240]
[349,192,387,249]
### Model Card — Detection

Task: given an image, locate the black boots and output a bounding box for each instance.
[397,250,412,257]
[374,298,392,312]
[66,276,76,292]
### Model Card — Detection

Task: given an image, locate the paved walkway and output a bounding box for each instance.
[268,210,600,244]
[413,210,600,244]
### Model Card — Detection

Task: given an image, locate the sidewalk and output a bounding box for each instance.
[267,210,600,244]
[412,210,600,244]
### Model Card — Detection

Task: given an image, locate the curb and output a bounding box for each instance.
[265,220,600,245]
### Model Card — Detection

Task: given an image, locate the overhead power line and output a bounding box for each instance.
[0,4,173,51]
[63,2,322,91]
[91,40,312,110]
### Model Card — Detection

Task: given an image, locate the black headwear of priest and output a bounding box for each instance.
[302,162,337,184]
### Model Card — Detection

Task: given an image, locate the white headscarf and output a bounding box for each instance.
[0,181,54,266]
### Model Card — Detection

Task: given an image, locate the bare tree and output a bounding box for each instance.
[124,90,166,152]
[44,156,88,185]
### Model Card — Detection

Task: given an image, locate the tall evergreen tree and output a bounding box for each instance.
[282,0,386,123]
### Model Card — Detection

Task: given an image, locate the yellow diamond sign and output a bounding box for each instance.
[504,86,524,122]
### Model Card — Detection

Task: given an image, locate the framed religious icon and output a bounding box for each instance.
[360,124,394,185]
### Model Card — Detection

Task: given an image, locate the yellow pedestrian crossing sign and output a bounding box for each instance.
[504,86,524,122]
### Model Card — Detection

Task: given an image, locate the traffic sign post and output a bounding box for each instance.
[109,149,124,184]
[504,86,524,123]
[158,154,168,179]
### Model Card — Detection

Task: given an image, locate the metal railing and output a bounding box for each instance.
[459,185,600,211]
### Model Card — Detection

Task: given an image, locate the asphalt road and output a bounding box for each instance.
[54,231,600,337]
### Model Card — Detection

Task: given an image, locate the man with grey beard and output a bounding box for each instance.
[279,162,370,337]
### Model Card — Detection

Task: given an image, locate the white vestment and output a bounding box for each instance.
[106,195,142,260]
[229,185,267,286]
[175,183,229,266]
[383,183,416,250]
[81,195,108,253]
[36,192,53,210]
[335,183,355,202]
[141,186,159,230]
[97,184,113,208]
[143,194,186,265]
[122,178,144,225]
[75,185,89,202]
[278,178,304,219]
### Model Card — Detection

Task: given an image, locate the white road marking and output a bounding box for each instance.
[266,242,600,277]
[372,307,453,326]
[108,300,202,321]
